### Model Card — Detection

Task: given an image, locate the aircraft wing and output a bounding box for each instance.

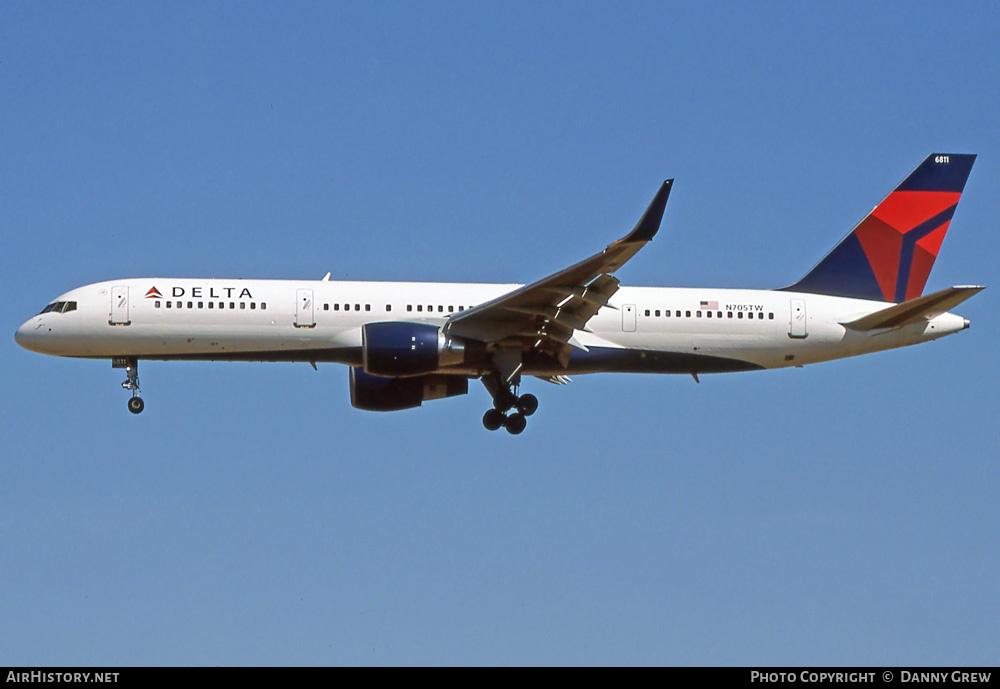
[445,180,673,362]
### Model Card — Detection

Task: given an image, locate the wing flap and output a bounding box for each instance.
[502,305,594,332]
[533,374,572,385]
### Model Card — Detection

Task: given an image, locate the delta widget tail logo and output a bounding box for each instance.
[145,287,163,299]
[785,154,976,303]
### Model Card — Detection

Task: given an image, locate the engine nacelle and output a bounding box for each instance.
[349,368,469,412]
[362,321,465,376]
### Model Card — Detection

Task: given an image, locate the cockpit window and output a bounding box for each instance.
[38,301,77,315]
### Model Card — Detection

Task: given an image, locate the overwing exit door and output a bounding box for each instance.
[622,304,636,332]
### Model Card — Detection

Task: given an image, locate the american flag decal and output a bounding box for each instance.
[700,300,718,309]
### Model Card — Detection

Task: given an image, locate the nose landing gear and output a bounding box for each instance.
[113,356,144,414]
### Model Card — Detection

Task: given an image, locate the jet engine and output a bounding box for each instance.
[349,367,469,411]
[362,322,465,376]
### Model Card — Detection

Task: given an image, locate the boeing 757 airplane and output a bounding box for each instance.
[15,154,981,434]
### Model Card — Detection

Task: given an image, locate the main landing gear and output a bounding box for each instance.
[481,372,538,435]
[113,356,144,414]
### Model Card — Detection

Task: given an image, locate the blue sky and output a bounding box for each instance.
[2,2,998,665]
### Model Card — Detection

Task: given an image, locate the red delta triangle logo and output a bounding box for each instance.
[855,190,960,302]
[145,287,163,299]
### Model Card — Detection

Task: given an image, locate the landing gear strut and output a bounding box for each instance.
[481,371,537,435]
[114,356,144,414]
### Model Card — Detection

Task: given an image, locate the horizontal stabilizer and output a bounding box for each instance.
[841,286,984,331]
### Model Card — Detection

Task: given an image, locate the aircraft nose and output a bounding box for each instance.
[15,319,36,351]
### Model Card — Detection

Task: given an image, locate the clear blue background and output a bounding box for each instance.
[2,2,997,665]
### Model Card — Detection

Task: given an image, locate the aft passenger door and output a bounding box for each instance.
[789,299,807,338]
[109,286,130,325]
[295,289,315,328]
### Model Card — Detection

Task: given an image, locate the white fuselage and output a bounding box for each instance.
[14,278,970,375]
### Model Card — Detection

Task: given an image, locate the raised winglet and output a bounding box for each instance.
[621,179,673,243]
